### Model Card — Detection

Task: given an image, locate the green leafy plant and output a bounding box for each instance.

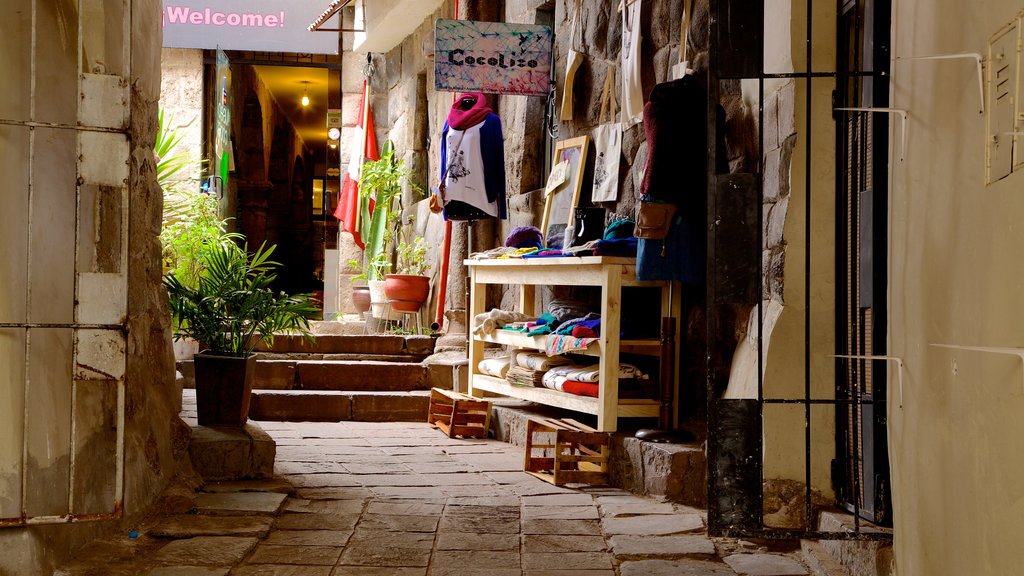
[156,108,239,287]
[396,237,429,276]
[346,250,392,283]
[356,142,423,281]
[164,243,320,357]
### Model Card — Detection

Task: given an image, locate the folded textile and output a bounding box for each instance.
[572,326,598,338]
[513,350,572,371]
[545,334,599,356]
[473,309,534,336]
[548,362,648,383]
[505,225,544,248]
[562,380,599,397]
[502,321,532,332]
[521,249,565,258]
[555,312,602,335]
[477,358,510,378]
[469,246,521,259]
[595,237,638,256]
[506,365,545,387]
[497,247,540,259]
[526,312,559,336]
[560,239,601,255]
[549,299,594,323]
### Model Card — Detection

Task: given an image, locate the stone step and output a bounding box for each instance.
[179,359,452,392]
[255,334,436,356]
[249,390,432,423]
[489,400,707,508]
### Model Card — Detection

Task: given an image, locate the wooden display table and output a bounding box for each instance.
[466,256,680,432]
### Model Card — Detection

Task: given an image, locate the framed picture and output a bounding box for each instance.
[540,136,589,248]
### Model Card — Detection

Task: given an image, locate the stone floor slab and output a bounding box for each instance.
[233,565,333,576]
[430,550,521,576]
[193,492,287,516]
[521,494,596,507]
[284,498,365,515]
[246,544,342,565]
[601,514,704,536]
[201,479,294,495]
[522,519,603,536]
[147,567,229,576]
[435,532,520,551]
[148,515,273,539]
[348,530,435,550]
[619,559,737,576]
[438,515,519,534]
[522,534,608,553]
[151,537,258,566]
[337,545,431,567]
[722,554,809,575]
[365,500,445,516]
[524,571,614,576]
[274,513,359,531]
[522,506,599,520]
[358,513,439,532]
[609,534,716,557]
[522,552,613,570]
[263,529,352,547]
[331,568,427,576]
[595,495,679,517]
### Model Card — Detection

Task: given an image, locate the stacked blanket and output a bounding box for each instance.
[541,363,649,396]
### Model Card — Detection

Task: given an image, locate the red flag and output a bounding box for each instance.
[333,81,378,248]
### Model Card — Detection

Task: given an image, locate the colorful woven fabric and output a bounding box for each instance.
[545,335,598,356]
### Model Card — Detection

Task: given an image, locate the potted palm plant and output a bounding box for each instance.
[384,236,431,312]
[165,242,320,426]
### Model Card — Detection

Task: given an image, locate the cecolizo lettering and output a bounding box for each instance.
[446,49,539,69]
[162,6,286,28]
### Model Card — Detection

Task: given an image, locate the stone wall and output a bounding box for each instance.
[158,48,205,195]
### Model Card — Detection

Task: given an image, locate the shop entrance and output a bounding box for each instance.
[208,51,342,299]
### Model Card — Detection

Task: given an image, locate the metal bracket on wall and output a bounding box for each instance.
[833,354,906,409]
[894,53,985,114]
[833,108,909,161]
[931,344,1024,395]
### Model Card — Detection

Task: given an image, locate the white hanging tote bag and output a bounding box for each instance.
[591,67,622,202]
[620,0,644,127]
[559,0,585,121]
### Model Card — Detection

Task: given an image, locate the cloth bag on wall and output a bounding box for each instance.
[559,0,584,121]
[591,68,622,202]
[620,0,644,127]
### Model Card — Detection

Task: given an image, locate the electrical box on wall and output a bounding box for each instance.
[987,18,1022,183]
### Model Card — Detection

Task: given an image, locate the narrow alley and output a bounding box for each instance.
[54,392,814,576]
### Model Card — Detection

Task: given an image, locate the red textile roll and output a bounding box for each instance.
[561,381,599,398]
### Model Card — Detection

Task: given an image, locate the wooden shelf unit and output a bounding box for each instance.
[466,256,680,432]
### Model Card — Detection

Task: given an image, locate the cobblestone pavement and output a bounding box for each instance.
[58,420,813,576]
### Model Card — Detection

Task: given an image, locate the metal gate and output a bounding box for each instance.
[0,0,130,527]
[704,0,894,539]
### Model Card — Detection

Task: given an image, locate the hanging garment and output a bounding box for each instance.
[591,68,622,202]
[560,0,584,121]
[437,93,508,220]
[635,75,728,285]
[620,0,644,127]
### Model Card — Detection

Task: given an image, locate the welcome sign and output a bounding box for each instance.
[162,0,339,55]
[434,19,552,97]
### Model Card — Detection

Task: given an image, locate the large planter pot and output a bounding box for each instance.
[384,274,430,312]
[193,352,256,427]
[352,286,372,317]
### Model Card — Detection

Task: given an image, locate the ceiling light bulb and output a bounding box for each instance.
[301,93,310,107]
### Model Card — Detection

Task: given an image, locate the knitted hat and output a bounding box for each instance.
[604,219,636,240]
[505,226,544,248]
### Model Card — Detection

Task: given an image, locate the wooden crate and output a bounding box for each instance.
[524,417,610,486]
[428,388,492,438]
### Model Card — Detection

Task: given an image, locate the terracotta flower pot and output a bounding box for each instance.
[352,286,372,316]
[384,274,430,312]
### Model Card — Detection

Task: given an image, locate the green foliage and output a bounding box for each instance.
[164,243,320,357]
[352,142,424,282]
[161,192,242,288]
[157,108,239,287]
[396,237,429,276]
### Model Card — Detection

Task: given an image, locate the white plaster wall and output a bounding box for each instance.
[889,1,1024,574]
[159,48,204,192]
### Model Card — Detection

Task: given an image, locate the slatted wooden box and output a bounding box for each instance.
[524,417,610,486]
[428,387,492,439]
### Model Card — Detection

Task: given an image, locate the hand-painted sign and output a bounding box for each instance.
[434,19,552,97]
[162,0,339,55]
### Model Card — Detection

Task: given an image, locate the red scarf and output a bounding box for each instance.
[447,93,492,130]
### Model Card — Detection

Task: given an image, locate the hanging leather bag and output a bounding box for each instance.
[634,201,677,240]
